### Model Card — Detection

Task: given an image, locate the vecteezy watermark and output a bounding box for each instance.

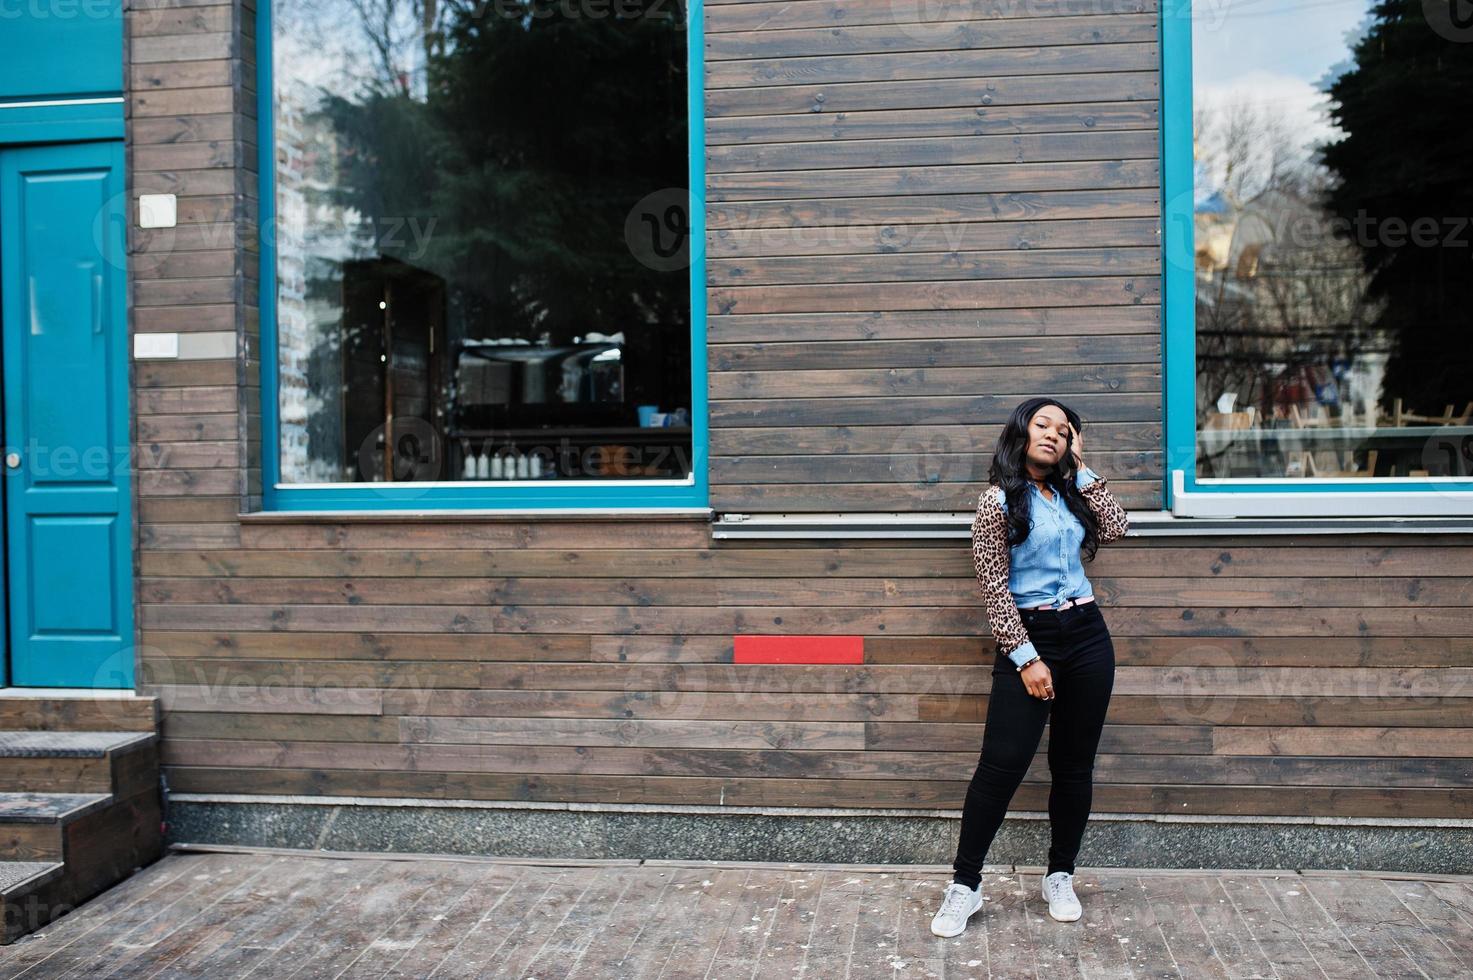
[886,415,986,489]
[1421,431,1473,501]
[1,440,137,479]
[625,188,692,272]
[1423,0,1473,41]
[357,417,444,491]
[0,0,120,19]
[456,436,696,480]
[262,213,439,262]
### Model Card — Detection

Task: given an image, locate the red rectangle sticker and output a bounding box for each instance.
[733,635,864,665]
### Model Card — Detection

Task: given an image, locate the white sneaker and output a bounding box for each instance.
[1042,871,1082,922]
[930,881,983,937]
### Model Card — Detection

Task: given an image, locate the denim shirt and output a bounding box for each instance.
[1000,466,1101,667]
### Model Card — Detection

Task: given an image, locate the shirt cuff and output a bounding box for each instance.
[1075,466,1101,490]
[1006,641,1040,669]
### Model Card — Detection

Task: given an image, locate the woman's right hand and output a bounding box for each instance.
[1020,660,1055,700]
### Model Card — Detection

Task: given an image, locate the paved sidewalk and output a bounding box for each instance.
[2,847,1470,978]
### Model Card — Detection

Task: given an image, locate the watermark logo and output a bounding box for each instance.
[1423,0,1473,41]
[625,187,691,272]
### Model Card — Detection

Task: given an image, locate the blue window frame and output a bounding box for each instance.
[256,0,708,512]
[1161,0,1473,517]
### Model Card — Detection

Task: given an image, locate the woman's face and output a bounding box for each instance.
[1025,406,1073,473]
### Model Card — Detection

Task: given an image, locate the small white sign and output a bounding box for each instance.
[134,333,180,359]
[138,194,177,229]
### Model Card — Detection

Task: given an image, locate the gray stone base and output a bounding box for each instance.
[164,795,1473,875]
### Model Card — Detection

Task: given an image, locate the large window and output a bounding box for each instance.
[260,0,705,509]
[1164,0,1473,514]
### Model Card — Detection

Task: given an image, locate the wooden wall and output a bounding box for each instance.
[139,525,1473,818]
[124,0,1473,823]
[705,0,1163,512]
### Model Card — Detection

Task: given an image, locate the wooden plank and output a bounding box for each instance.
[710,100,1158,146]
[707,70,1158,117]
[713,390,1158,426]
[137,497,239,524]
[132,248,237,280]
[130,59,233,91]
[142,629,593,660]
[333,862,523,978]
[235,521,712,551]
[713,335,1159,373]
[161,710,398,743]
[709,362,1160,397]
[707,41,1159,89]
[709,218,1161,262]
[706,869,796,976]
[1214,874,1329,979]
[712,448,1157,482]
[158,736,1473,786]
[134,385,237,415]
[195,859,391,976]
[706,0,1154,33]
[130,33,233,63]
[0,854,222,972]
[50,854,278,976]
[514,866,641,977]
[711,129,1159,175]
[1301,875,1461,979]
[712,421,1160,453]
[709,247,1160,288]
[1214,726,1473,757]
[128,4,231,35]
[399,716,866,750]
[708,162,1159,205]
[158,766,1473,816]
[922,693,1473,727]
[711,274,1159,315]
[710,190,1162,232]
[376,866,527,979]
[130,113,235,145]
[1407,881,1473,974]
[430,869,572,977]
[261,861,447,978]
[865,722,1212,754]
[707,14,1159,62]
[152,683,384,716]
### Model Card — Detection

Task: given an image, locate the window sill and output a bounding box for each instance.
[1169,470,1473,517]
[710,510,1473,539]
[239,507,715,524]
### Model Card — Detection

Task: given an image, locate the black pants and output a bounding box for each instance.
[951,600,1116,888]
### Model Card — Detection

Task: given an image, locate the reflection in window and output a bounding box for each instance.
[272,0,692,485]
[1193,0,1471,480]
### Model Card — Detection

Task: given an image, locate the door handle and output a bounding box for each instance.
[93,273,104,335]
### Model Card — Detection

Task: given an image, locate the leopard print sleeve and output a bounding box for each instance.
[971,486,1033,661]
[1077,468,1130,544]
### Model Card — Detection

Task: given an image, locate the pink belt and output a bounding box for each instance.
[1022,594,1095,611]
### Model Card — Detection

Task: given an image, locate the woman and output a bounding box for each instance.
[931,397,1130,936]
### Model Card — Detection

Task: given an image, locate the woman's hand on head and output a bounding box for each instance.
[1021,660,1054,700]
[1069,422,1085,470]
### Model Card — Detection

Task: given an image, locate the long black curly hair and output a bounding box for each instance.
[987,396,1105,562]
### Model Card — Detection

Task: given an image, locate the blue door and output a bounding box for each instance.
[0,140,133,688]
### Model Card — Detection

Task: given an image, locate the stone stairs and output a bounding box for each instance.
[0,693,162,943]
